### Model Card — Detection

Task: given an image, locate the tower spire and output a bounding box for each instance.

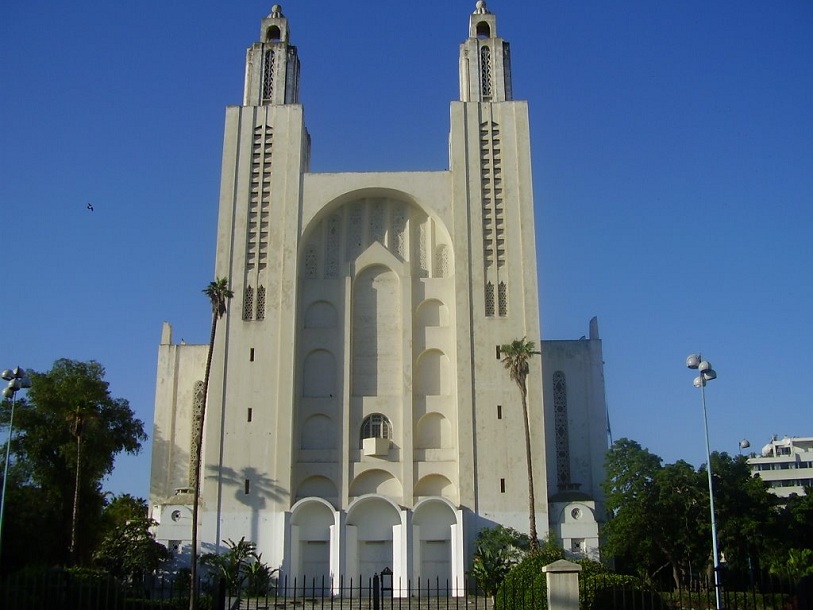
[459,1,512,102]
[243,4,301,106]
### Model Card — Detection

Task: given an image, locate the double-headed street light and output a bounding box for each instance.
[1,367,32,562]
[686,354,722,610]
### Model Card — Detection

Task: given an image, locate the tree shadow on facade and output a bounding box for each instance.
[211,463,287,545]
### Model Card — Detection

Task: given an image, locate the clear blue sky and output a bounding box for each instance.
[2,1,811,498]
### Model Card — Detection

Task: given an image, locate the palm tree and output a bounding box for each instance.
[500,338,541,551]
[190,277,234,610]
[68,406,93,566]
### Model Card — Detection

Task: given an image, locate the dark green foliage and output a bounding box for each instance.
[200,537,277,597]
[496,548,658,610]
[0,359,146,570]
[471,525,531,599]
[94,494,170,582]
[581,572,663,610]
[602,438,786,589]
[93,517,170,582]
[706,452,776,574]
[495,546,565,610]
[471,547,513,600]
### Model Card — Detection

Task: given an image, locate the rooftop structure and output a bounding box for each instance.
[748,436,813,498]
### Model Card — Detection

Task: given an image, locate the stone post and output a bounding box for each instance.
[543,559,582,610]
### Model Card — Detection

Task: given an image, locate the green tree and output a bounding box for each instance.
[603,439,663,579]
[769,548,813,582]
[651,460,708,587]
[100,493,150,530]
[776,488,813,554]
[470,526,529,604]
[0,359,146,568]
[93,516,170,583]
[603,439,781,589]
[201,537,276,597]
[190,277,233,610]
[707,452,775,574]
[500,338,541,551]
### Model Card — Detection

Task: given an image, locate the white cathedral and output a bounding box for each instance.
[149,2,609,592]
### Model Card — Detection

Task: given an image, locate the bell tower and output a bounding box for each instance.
[459,0,512,103]
[450,0,547,536]
[243,4,301,106]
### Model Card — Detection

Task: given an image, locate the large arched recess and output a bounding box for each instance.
[346,495,404,581]
[300,187,450,242]
[412,498,461,589]
[290,498,337,585]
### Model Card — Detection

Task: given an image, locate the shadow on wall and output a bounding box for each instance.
[213,463,288,544]
[150,424,191,500]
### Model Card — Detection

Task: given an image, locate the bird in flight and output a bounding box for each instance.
[87,202,94,212]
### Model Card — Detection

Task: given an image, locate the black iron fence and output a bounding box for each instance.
[578,572,801,610]
[0,568,805,610]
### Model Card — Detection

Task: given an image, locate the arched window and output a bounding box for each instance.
[360,414,392,444]
[266,26,281,42]
[476,22,491,39]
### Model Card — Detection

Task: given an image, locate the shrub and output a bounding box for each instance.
[582,572,664,610]
[495,547,565,610]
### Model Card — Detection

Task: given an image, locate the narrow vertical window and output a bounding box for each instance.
[480,46,492,99]
[243,286,254,320]
[553,371,571,488]
[500,478,506,493]
[262,50,275,101]
[485,281,495,316]
[244,479,250,495]
[497,405,502,419]
[498,281,507,316]
[256,286,266,320]
[495,345,501,360]
[247,408,253,422]
[249,348,255,362]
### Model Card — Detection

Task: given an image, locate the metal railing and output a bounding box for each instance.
[0,568,803,610]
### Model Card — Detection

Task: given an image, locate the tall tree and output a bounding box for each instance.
[190,277,233,610]
[603,438,665,580]
[709,452,776,574]
[0,359,145,568]
[500,338,541,551]
[603,439,778,588]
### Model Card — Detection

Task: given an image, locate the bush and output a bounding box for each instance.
[495,547,565,610]
[582,572,664,610]
[495,549,661,610]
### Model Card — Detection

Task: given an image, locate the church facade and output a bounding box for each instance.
[149,2,608,591]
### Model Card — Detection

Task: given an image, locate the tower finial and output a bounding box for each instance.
[474,1,490,14]
[271,4,283,18]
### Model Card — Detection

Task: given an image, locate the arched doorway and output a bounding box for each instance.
[412,499,457,588]
[346,497,402,581]
[291,499,336,587]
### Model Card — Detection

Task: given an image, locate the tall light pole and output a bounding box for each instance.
[686,354,722,610]
[1,367,32,562]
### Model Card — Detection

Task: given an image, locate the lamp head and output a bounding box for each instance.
[686,354,701,369]
[739,439,751,449]
[693,375,705,388]
[1,370,12,381]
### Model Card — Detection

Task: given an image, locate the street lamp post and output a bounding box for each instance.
[686,354,722,610]
[1,367,32,562]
